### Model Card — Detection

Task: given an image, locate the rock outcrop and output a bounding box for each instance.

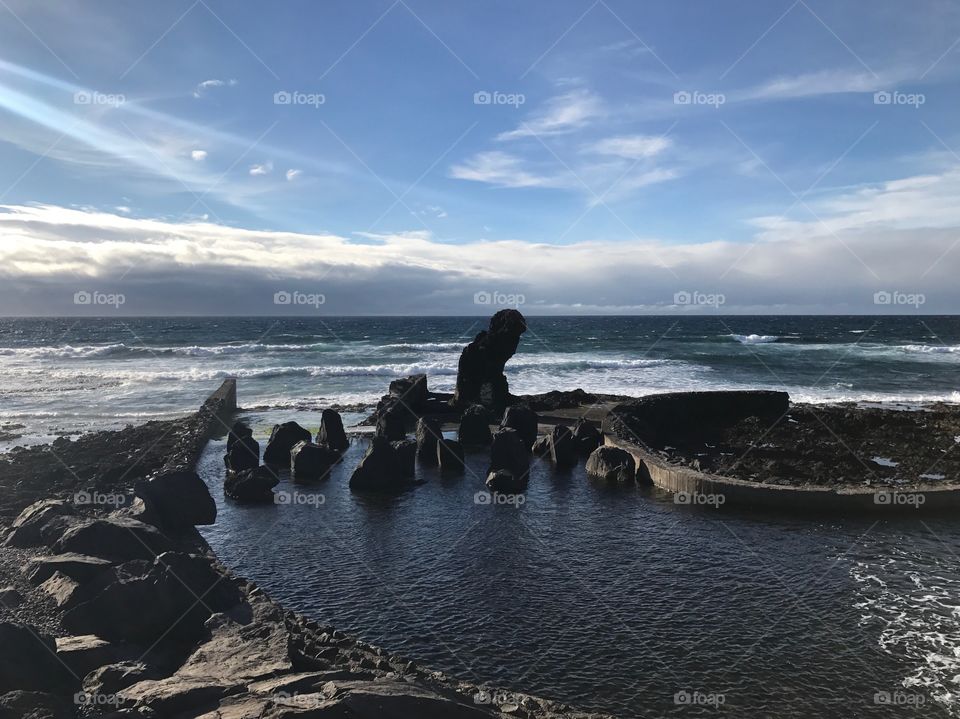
[416,417,443,466]
[135,469,217,528]
[453,310,527,411]
[501,405,539,451]
[437,439,465,475]
[548,425,577,469]
[225,466,280,503]
[585,446,636,483]
[572,419,603,456]
[459,405,493,447]
[263,422,312,466]
[349,437,402,492]
[318,409,349,453]
[489,428,529,481]
[226,433,260,473]
[290,441,337,483]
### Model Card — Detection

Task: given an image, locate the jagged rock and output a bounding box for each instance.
[318,409,349,453]
[458,405,493,447]
[226,434,260,473]
[415,417,442,466]
[55,634,134,678]
[38,572,81,609]
[391,439,417,478]
[0,623,73,692]
[196,693,338,718]
[135,469,217,528]
[585,446,636,483]
[118,675,239,716]
[54,517,171,561]
[489,428,529,481]
[290,441,337,483]
[28,553,112,585]
[454,310,527,411]
[485,469,526,494]
[437,439,465,475]
[531,435,551,458]
[548,425,577,469]
[337,680,494,718]
[500,405,539,451]
[225,422,255,468]
[389,373,429,409]
[572,418,603,456]
[0,690,73,719]
[264,422,312,466]
[350,438,402,492]
[375,407,406,442]
[4,499,74,548]
[225,466,280,503]
[82,661,156,698]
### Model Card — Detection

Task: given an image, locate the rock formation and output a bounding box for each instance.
[263,422,312,466]
[453,309,527,411]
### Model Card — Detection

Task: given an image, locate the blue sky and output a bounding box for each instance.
[1,0,960,314]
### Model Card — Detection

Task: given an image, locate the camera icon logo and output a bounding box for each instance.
[674,291,691,305]
[73,490,92,505]
[74,291,92,305]
[673,91,692,105]
[274,491,291,505]
[474,291,492,305]
[274,91,292,105]
[274,291,292,305]
[474,491,492,505]
[473,91,492,105]
[874,91,892,105]
[873,291,891,305]
[73,91,92,105]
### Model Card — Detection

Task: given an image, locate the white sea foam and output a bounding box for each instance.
[730,334,780,344]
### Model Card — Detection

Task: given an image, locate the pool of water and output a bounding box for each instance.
[198,410,960,718]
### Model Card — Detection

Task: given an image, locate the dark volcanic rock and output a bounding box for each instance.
[318,409,349,453]
[135,469,217,528]
[548,425,577,469]
[415,417,442,466]
[54,517,172,561]
[290,441,337,483]
[0,690,74,719]
[28,553,112,585]
[263,422,312,466]
[375,407,407,442]
[225,466,279,503]
[437,439,465,475]
[225,422,253,466]
[585,446,636,483]
[225,434,259,473]
[350,437,402,492]
[531,435,551,458]
[391,439,417,478]
[83,660,157,698]
[0,623,73,692]
[389,373,429,409]
[489,428,529,481]
[453,309,527,411]
[485,469,526,494]
[500,405,539,451]
[458,405,493,447]
[572,418,603,456]
[4,499,74,548]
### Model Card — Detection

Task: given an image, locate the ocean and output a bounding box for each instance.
[1,315,959,448]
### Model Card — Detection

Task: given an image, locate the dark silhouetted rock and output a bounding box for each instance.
[83,661,157,699]
[225,466,279,503]
[135,469,216,528]
[0,690,74,719]
[415,417,442,466]
[54,517,171,561]
[375,406,406,442]
[485,469,526,494]
[225,434,259,473]
[350,438,402,492]
[437,439,465,475]
[0,623,73,692]
[585,446,636,483]
[489,428,529,481]
[263,422,312,466]
[572,418,603,456]
[391,439,417,478]
[458,405,493,447]
[453,309,527,411]
[55,634,135,679]
[224,422,253,467]
[548,424,577,468]
[532,435,551,458]
[501,405,539,451]
[318,409,349,452]
[290,441,337,483]
[4,499,74,548]
[389,373,428,409]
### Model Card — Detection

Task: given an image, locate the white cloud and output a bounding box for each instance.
[450,151,569,189]
[192,78,238,98]
[586,135,672,160]
[285,168,303,182]
[497,89,603,141]
[250,162,273,176]
[190,149,208,161]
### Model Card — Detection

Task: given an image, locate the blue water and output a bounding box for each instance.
[1,315,958,446]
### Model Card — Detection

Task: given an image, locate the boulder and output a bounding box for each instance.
[453,309,527,411]
[489,428,529,481]
[437,439,465,475]
[135,469,217,527]
[0,623,73,692]
[548,425,577,469]
[54,517,171,561]
[388,373,429,409]
[585,446,636,483]
[458,405,493,447]
[531,435,551,458]
[375,406,406,442]
[28,554,112,586]
[0,690,73,719]
[485,469,525,494]
[55,634,134,678]
[264,422,312,466]
[118,676,238,716]
[391,439,417,478]
[225,422,254,466]
[4,499,74,548]
[226,434,260,473]
[350,438,402,492]
[82,660,156,698]
[225,466,280,503]
[572,418,603,456]
[415,417,442,466]
[500,405,539,451]
[318,409,349,453]
[38,572,81,609]
[290,441,337,483]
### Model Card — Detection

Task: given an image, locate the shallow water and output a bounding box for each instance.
[198,415,960,718]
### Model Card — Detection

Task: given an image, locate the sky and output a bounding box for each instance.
[1,0,959,315]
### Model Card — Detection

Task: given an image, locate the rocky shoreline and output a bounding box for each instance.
[0,379,614,719]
